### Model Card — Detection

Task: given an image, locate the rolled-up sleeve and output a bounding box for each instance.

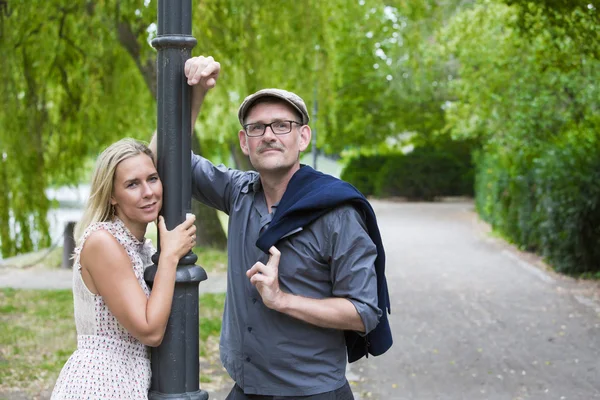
[328,205,382,335]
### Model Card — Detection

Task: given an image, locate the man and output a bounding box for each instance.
[151,56,391,399]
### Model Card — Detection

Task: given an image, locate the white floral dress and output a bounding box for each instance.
[51,218,155,400]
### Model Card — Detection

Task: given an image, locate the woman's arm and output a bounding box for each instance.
[81,216,196,346]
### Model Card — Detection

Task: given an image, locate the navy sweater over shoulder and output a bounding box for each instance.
[256,165,392,362]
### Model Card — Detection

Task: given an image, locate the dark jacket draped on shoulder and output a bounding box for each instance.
[256,165,392,362]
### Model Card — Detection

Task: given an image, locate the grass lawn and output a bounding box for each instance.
[0,288,227,399]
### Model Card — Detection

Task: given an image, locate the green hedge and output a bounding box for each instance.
[341,141,475,200]
[340,154,387,196]
[475,127,600,275]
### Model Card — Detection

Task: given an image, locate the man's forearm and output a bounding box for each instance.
[149,131,158,162]
[150,85,207,159]
[191,85,207,129]
[274,294,366,332]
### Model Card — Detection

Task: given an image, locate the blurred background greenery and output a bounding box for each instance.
[0,0,598,276]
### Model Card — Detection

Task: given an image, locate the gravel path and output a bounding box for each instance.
[3,200,599,400]
[346,200,600,400]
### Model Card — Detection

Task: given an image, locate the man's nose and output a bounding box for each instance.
[262,125,277,140]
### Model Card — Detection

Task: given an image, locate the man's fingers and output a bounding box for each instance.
[185,56,220,85]
[194,67,215,87]
[246,262,267,278]
[196,61,220,86]
[249,273,267,286]
[186,62,200,83]
[189,69,203,85]
[267,246,281,266]
[246,265,256,278]
[184,59,192,77]
[201,61,220,78]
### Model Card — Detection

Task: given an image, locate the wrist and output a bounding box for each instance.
[272,291,292,312]
[158,252,179,268]
[192,85,208,102]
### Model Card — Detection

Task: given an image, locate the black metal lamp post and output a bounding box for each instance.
[144,1,209,399]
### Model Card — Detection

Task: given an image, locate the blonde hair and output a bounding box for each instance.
[75,138,155,244]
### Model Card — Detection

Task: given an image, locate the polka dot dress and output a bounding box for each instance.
[51,218,155,399]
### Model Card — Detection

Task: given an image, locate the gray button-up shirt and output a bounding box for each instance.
[191,154,381,396]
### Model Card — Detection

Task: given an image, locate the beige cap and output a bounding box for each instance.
[237,88,310,126]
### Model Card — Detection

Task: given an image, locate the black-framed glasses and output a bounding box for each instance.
[243,120,302,137]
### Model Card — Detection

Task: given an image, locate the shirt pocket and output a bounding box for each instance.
[277,238,332,295]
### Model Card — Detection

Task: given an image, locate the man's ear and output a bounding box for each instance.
[298,125,311,152]
[239,130,249,156]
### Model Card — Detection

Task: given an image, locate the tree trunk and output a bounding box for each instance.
[192,200,227,249]
[229,139,254,171]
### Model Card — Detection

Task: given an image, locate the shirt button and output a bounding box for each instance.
[247,327,253,332]
[245,357,251,362]
[252,298,257,304]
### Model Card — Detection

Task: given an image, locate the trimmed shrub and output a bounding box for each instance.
[375,143,474,200]
[475,148,542,251]
[475,127,600,275]
[341,141,475,200]
[534,128,600,275]
[340,154,387,196]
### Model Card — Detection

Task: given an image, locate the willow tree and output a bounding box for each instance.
[186,0,402,155]
[504,0,599,60]
[1,0,400,256]
[0,1,154,257]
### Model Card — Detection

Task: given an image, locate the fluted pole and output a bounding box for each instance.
[144,1,208,399]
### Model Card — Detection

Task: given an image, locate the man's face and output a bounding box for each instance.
[238,101,310,175]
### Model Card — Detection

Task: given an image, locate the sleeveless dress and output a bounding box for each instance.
[51,218,155,400]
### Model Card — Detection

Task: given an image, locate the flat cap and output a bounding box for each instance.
[238,88,310,126]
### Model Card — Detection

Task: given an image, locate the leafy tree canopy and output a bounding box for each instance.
[0,0,399,256]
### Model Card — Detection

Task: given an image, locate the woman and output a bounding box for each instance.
[51,138,196,399]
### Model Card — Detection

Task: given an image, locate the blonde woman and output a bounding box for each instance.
[51,138,196,399]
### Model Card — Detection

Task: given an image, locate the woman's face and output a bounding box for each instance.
[111,153,163,227]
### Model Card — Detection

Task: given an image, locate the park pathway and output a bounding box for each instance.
[2,200,599,400]
[345,200,600,400]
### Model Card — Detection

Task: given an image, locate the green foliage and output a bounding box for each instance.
[194,247,228,274]
[502,0,599,60]
[5,0,595,281]
[385,1,469,143]
[375,143,474,200]
[474,148,541,250]
[192,0,401,154]
[341,140,475,200]
[199,293,225,342]
[0,288,226,396]
[437,0,600,275]
[1,0,401,257]
[0,1,155,257]
[475,128,600,275]
[340,154,388,196]
[0,289,75,395]
[534,128,600,274]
